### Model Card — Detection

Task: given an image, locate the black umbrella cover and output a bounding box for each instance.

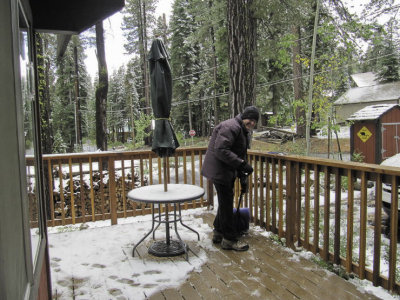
[148,39,180,157]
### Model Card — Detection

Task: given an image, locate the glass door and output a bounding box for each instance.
[19,9,42,269]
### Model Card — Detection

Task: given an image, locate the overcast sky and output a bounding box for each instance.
[85,0,173,78]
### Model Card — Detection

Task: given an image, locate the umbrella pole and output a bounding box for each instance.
[163,156,168,192]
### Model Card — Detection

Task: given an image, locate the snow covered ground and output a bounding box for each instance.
[45,205,400,300]
[316,125,351,139]
[48,207,213,299]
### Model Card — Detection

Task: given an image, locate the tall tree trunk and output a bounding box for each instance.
[73,45,82,147]
[271,84,280,126]
[201,93,206,136]
[95,21,108,151]
[37,33,53,154]
[129,94,135,145]
[162,13,168,46]
[306,0,321,155]
[36,33,52,219]
[121,126,126,143]
[209,0,219,128]
[187,100,193,130]
[228,0,257,116]
[139,0,151,145]
[292,25,306,137]
[142,0,150,112]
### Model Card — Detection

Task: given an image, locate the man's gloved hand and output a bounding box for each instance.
[239,162,253,175]
[239,175,248,193]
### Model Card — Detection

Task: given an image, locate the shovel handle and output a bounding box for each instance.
[237,192,244,211]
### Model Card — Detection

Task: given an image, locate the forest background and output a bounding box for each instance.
[29,0,400,155]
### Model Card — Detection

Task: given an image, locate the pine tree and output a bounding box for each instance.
[122,0,157,116]
[189,0,229,134]
[95,21,108,151]
[170,0,203,134]
[377,40,399,82]
[52,35,90,152]
[36,32,57,154]
[52,130,68,153]
[375,19,400,83]
[108,67,129,143]
[125,59,140,144]
[54,43,77,152]
[153,14,169,48]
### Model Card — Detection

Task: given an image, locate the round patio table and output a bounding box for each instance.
[127,184,205,260]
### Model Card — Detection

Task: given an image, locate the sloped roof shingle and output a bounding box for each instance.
[347,104,399,121]
[334,81,400,105]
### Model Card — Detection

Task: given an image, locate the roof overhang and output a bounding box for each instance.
[30,0,124,34]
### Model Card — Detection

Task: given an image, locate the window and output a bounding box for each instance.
[19,7,42,270]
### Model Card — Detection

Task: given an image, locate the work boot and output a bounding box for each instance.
[221,238,249,251]
[212,230,223,244]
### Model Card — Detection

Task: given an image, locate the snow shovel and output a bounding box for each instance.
[233,192,250,235]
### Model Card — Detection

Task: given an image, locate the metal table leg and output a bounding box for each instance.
[132,204,155,257]
[178,203,200,241]
[172,204,188,261]
[152,204,162,239]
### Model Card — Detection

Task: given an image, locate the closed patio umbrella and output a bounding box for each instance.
[148,39,179,191]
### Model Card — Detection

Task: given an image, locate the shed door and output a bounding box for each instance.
[382,123,400,159]
[353,122,376,164]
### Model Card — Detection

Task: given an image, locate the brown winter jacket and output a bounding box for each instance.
[201,115,249,185]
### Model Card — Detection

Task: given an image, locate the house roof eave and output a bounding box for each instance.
[30,0,124,34]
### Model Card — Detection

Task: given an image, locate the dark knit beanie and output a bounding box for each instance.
[241,106,260,122]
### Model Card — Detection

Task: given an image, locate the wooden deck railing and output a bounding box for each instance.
[26,147,400,293]
[245,150,400,294]
[26,148,212,227]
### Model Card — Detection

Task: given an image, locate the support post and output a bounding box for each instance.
[109,156,117,225]
[285,161,296,249]
[163,157,168,192]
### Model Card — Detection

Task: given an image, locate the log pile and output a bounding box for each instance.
[255,127,297,144]
[51,170,148,218]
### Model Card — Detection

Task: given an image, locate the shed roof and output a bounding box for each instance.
[347,104,399,121]
[350,72,378,87]
[334,81,400,105]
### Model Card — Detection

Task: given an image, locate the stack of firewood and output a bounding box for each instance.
[51,171,146,218]
[255,127,297,144]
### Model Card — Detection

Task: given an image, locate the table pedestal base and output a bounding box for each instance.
[148,240,186,257]
[128,184,205,261]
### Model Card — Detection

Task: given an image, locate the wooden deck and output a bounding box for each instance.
[145,213,380,300]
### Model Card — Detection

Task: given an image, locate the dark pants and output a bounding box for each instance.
[213,179,236,241]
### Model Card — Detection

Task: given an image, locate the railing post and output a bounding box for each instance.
[109,156,117,225]
[388,175,398,291]
[285,161,296,249]
[373,174,382,287]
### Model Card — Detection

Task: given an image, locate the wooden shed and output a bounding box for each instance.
[333,72,400,123]
[348,104,400,164]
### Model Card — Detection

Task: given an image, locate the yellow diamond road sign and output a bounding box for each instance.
[357,126,372,143]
